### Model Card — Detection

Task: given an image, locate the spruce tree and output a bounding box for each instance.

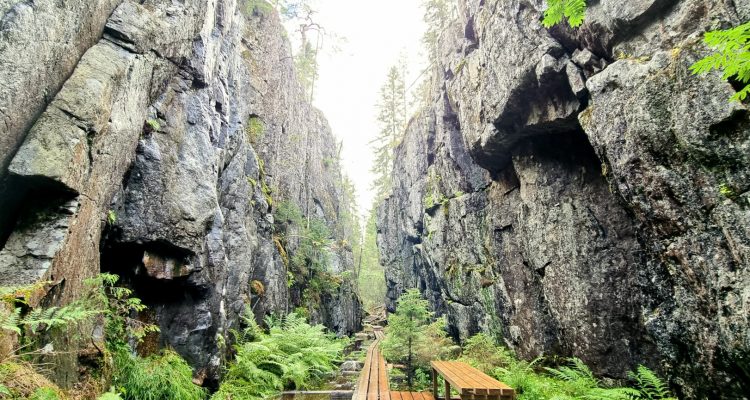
[381,289,432,388]
[422,0,455,62]
[370,65,408,200]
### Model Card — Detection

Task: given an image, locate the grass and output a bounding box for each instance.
[0,361,66,399]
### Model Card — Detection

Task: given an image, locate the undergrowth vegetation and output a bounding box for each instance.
[212,312,348,400]
[0,274,203,400]
[383,291,677,399]
[111,348,206,400]
[459,333,676,400]
[274,200,351,312]
[691,20,750,101]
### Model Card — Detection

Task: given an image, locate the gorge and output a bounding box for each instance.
[0,0,748,399]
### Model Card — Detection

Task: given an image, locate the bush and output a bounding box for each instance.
[212,312,347,400]
[458,333,677,400]
[111,347,206,400]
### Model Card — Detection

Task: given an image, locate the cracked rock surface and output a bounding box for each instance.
[378,0,750,398]
[0,0,360,386]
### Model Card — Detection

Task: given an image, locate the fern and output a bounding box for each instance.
[22,303,100,333]
[628,365,677,400]
[212,311,347,400]
[0,295,100,334]
[543,0,587,28]
[112,347,206,400]
[691,21,750,101]
[0,307,21,334]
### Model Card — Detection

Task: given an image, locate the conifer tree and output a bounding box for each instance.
[370,65,408,200]
[357,208,386,309]
[421,0,455,62]
[381,289,432,388]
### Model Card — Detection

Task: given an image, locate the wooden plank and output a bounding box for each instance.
[431,361,473,394]
[454,362,512,396]
[367,342,379,400]
[355,338,380,400]
[421,392,436,400]
[451,363,496,395]
[391,392,402,400]
[431,361,512,396]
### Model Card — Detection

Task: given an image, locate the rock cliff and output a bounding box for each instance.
[378,0,749,398]
[0,0,360,386]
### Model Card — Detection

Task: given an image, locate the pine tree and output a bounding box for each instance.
[370,65,408,200]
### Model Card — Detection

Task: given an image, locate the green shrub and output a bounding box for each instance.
[212,313,347,400]
[97,390,124,400]
[382,290,457,390]
[243,0,274,16]
[112,347,206,400]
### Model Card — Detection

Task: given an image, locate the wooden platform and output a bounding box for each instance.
[390,392,435,400]
[353,326,434,400]
[430,361,514,400]
[353,327,389,400]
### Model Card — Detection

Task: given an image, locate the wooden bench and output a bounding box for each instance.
[431,361,515,400]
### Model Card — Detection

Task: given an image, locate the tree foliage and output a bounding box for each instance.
[370,64,408,200]
[381,289,456,389]
[357,209,386,310]
[691,21,750,101]
[542,0,587,28]
[422,0,456,61]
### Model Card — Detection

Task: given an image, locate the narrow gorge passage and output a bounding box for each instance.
[0,0,748,400]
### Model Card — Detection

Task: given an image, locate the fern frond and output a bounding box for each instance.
[691,21,750,101]
[543,0,587,28]
[0,307,22,334]
[628,365,675,399]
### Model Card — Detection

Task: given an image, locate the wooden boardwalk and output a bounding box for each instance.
[352,327,434,400]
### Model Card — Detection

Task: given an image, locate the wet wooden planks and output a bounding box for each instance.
[353,327,388,400]
[430,361,515,400]
[354,327,434,400]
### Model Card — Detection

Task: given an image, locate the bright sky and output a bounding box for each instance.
[288,0,428,217]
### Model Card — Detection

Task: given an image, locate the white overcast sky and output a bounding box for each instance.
[285,0,428,217]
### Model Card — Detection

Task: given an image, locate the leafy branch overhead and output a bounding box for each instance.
[691,21,750,101]
[543,0,587,28]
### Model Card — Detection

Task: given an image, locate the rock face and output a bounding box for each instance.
[378,0,749,398]
[0,0,359,386]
